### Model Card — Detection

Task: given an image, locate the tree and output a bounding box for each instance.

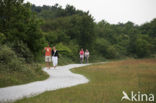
[129,34,153,58]
[0,0,45,58]
[135,38,152,58]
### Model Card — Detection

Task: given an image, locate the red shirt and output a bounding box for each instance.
[80,50,84,55]
[45,47,51,56]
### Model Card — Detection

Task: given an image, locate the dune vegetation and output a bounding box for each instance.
[15,59,156,103]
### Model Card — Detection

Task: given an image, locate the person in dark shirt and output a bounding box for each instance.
[51,46,59,69]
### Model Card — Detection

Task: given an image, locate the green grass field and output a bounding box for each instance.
[15,59,156,103]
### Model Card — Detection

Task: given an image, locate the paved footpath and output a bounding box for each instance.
[0,64,89,103]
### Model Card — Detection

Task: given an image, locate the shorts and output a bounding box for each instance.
[45,56,51,62]
[80,55,84,58]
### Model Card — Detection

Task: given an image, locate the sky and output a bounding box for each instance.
[24,0,156,25]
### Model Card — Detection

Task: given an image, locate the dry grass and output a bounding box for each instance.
[15,59,156,103]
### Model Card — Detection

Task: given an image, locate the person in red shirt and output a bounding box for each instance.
[79,48,84,64]
[43,44,52,69]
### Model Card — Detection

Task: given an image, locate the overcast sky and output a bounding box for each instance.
[24,0,156,25]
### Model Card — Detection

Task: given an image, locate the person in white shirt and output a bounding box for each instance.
[52,46,59,69]
[84,49,90,63]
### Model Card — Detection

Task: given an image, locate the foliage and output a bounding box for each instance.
[135,35,152,58]
[55,43,72,56]
[0,1,156,88]
[0,45,48,87]
[0,32,6,44]
[0,45,26,72]
[0,1,156,63]
[0,0,45,58]
[9,41,34,63]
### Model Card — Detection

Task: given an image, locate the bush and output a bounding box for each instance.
[0,45,49,87]
[55,43,72,56]
[0,33,6,44]
[0,45,27,72]
[8,41,34,63]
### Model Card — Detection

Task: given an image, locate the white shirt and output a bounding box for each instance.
[85,52,89,57]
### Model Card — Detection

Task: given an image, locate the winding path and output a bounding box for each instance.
[0,64,89,103]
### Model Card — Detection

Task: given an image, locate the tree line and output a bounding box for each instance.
[31,3,156,59]
[0,0,156,70]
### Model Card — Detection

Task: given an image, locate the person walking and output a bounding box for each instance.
[43,44,52,69]
[52,46,59,69]
[79,48,84,64]
[85,49,90,63]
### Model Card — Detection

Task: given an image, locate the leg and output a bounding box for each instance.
[52,56,55,68]
[48,62,50,69]
[86,57,88,63]
[82,57,84,63]
[85,57,87,63]
[80,58,82,64]
[53,57,57,69]
[48,57,51,69]
[54,57,56,68]
[46,62,48,68]
[54,59,56,69]
[45,56,50,69]
[55,57,58,68]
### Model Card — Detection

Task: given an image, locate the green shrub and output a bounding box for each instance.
[0,45,49,87]
[55,43,72,56]
[0,45,27,72]
[8,41,34,63]
[0,33,6,44]
[67,40,80,61]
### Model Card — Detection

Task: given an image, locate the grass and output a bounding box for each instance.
[0,55,75,88]
[58,55,75,65]
[0,63,49,88]
[14,58,156,103]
